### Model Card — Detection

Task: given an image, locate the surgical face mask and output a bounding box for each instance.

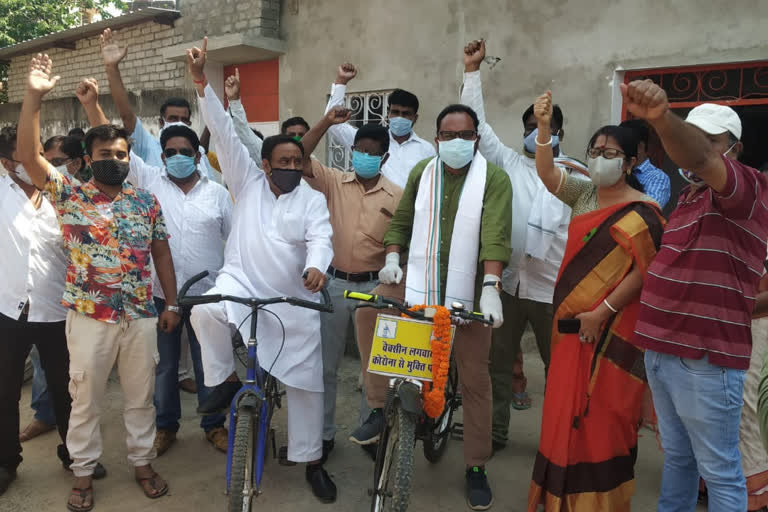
[90,159,130,186]
[723,142,738,160]
[438,138,475,169]
[388,116,413,137]
[352,150,383,179]
[12,163,34,185]
[165,154,197,179]
[55,164,70,176]
[270,168,302,193]
[678,168,704,185]
[523,128,560,155]
[587,156,624,188]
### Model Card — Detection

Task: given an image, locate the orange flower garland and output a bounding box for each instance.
[405,304,452,418]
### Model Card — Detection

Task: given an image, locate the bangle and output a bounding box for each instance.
[535,136,552,147]
[603,299,618,313]
[193,75,206,84]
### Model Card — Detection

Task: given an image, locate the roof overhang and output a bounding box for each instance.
[160,32,286,65]
[0,8,181,64]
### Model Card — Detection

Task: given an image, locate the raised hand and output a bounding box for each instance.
[325,106,351,125]
[75,78,99,106]
[464,39,486,72]
[225,68,240,101]
[620,79,669,122]
[186,37,207,82]
[26,54,60,96]
[336,63,357,85]
[100,28,128,67]
[534,91,553,125]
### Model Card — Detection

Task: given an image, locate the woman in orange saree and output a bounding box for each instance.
[527,92,665,511]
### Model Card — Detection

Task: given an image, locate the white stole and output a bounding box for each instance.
[406,154,487,310]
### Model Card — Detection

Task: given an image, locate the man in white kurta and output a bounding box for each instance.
[187,47,337,502]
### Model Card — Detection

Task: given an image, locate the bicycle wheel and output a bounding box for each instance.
[229,405,258,512]
[371,404,416,512]
[423,362,459,463]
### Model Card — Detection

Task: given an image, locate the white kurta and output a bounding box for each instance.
[197,84,334,392]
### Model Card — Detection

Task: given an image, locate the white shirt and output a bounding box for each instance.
[199,84,334,392]
[127,154,233,300]
[0,175,68,322]
[324,83,436,188]
[461,71,570,303]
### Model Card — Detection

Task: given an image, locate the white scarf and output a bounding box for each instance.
[406,154,487,310]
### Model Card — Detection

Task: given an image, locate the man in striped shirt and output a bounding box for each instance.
[622,80,768,511]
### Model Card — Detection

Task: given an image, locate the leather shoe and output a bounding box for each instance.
[306,463,336,503]
[0,467,16,495]
[153,429,177,456]
[197,381,241,415]
[19,418,55,442]
[206,427,228,453]
[178,378,197,394]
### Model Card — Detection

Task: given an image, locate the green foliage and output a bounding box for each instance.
[0,1,124,102]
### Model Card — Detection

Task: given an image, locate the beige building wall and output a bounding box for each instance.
[278,0,768,161]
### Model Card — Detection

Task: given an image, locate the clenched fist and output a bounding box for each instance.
[533,91,553,125]
[75,78,99,106]
[336,63,357,85]
[620,79,669,122]
[464,39,486,72]
[325,106,352,125]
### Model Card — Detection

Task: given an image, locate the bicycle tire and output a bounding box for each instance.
[229,405,258,512]
[423,361,459,463]
[371,404,416,512]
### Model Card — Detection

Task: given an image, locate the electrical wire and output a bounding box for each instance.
[230,306,286,379]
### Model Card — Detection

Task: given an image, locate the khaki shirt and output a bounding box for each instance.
[306,160,403,273]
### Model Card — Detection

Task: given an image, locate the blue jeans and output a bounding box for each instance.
[154,298,224,433]
[645,349,747,511]
[29,345,56,425]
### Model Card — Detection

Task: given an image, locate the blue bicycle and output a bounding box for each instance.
[178,271,333,512]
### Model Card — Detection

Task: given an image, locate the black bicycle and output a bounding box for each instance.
[177,271,333,512]
[344,291,491,512]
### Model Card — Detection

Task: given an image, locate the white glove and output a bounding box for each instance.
[479,274,503,328]
[378,252,403,284]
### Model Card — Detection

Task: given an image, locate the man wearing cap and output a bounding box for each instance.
[622,80,768,510]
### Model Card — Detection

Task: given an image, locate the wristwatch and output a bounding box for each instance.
[166,304,182,315]
[483,280,502,293]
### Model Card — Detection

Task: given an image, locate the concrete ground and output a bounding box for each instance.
[5,337,706,512]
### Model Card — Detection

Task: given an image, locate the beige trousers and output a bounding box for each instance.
[65,310,159,477]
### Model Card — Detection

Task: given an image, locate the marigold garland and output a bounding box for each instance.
[405,304,452,418]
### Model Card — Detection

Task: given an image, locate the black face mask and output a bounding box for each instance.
[270,168,302,193]
[90,159,130,186]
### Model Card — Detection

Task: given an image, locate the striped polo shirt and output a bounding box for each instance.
[633,156,768,370]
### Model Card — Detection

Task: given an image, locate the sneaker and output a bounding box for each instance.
[206,427,228,453]
[306,463,337,503]
[466,466,494,510]
[197,381,241,415]
[349,409,384,445]
[153,429,177,457]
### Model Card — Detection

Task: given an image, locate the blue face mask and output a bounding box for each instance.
[166,154,197,179]
[352,150,383,179]
[388,116,413,137]
[523,128,560,154]
[438,138,475,169]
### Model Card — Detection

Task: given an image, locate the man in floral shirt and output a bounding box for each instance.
[18,54,180,511]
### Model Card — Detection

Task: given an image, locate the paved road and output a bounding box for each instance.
[6,344,705,511]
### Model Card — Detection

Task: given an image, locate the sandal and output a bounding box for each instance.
[67,486,94,512]
[511,391,532,410]
[135,471,168,499]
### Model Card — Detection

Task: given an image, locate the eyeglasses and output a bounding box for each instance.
[587,147,625,159]
[351,146,385,157]
[49,158,72,167]
[437,130,477,141]
[164,148,196,158]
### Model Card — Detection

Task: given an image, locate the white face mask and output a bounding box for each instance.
[12,163,34,185]
[587,156,624,188]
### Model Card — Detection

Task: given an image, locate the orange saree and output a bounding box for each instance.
[527,201,664,511]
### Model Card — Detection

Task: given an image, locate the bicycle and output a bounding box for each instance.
[177,271,333,512]
[344,291,492,512]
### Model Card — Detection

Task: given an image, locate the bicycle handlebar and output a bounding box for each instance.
[177,271,334,313]
[344,290,492,325]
